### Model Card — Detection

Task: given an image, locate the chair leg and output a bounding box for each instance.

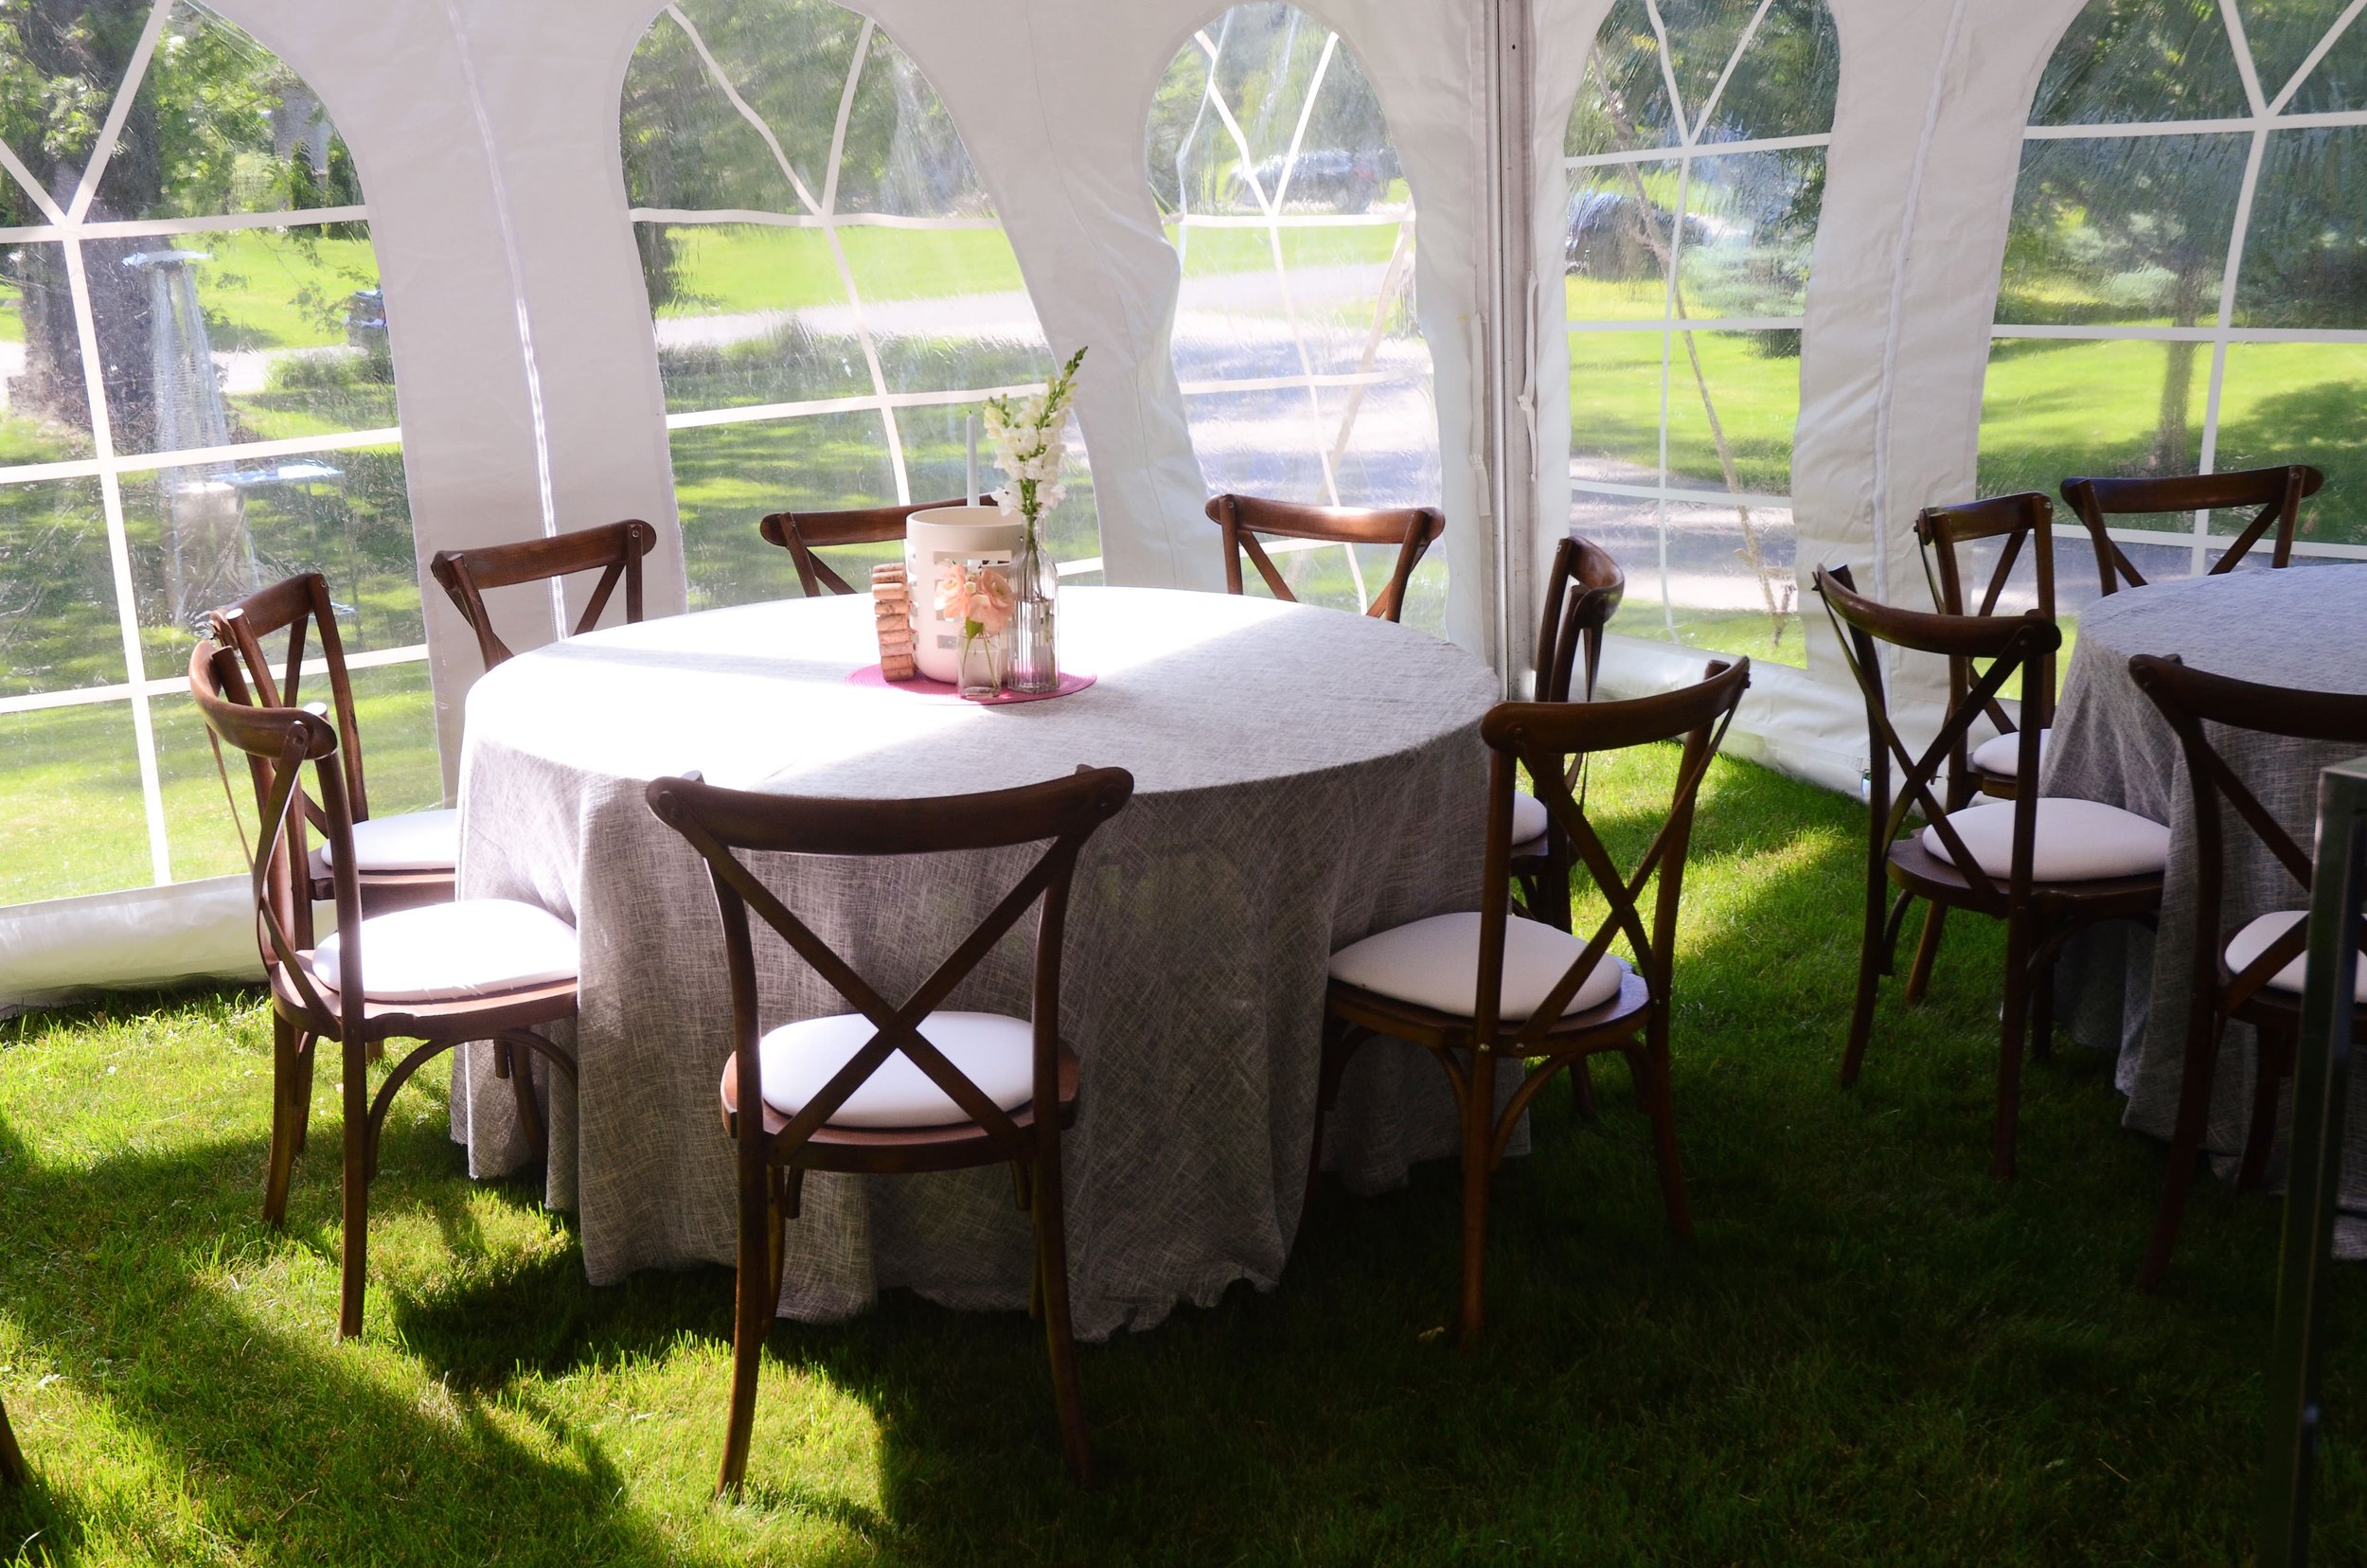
[1992,916,2032,1182]
[1842,872,1889,1088]
[1573,1058,1597,1120]
[1456,1047,1496,1345]
[338,1040,372,1340]
[2237,1025,2287,1192]
[497,1038,549,1166]
[1641,1020,1691,1238]
[1030,1147,1094,1487]
[291,1029,317,1155]
[263,1012,302,1228]
[2139,1000,2227,1291]
[715,1160,776,1498]
[1903,900,1945,1006]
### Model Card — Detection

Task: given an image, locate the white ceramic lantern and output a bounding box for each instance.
[904,508,1023,684]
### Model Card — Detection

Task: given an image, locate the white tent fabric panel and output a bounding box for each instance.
[9,0,2319,1006]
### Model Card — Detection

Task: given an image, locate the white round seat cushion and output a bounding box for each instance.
[2226,911,2367,1002]
[1327,911,1625,1020]
[312,898,578,1002]
[1921,797,2168,882]
[1508,789,1549,846]
[754,1010,1036,1129]
[320,807,460,872]
[1969,728,2050,778]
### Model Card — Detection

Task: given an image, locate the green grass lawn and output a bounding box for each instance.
[3,746,2361,1563]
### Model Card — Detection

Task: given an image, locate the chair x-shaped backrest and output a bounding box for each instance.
[1206,493,1445,623]
[647,769,1134,1163]
[2062,465,2324,595]
[209,571,369,832]
[431,519,658,670]
[757,498,980,597]
[1914,492,2059,737]
[1474,659,1750,1099]
[1817,565,2059,902]
[188,639,366,1037]
[2130,653,2367,1013]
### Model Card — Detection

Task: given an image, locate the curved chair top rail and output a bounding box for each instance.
[646,766,1134,860]
[429,519,658,670]
[758,497,988,597]
[1204,492,1445,623]
[1535,534,1626,704]
[1813,562,2060,663]
[2061,464,2326,590]
[1484,654,1745,757]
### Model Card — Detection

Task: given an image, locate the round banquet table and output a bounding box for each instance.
[449,586,1500,1336]
[2044,564,2367,1243]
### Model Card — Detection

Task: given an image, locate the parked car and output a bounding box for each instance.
[1564,188,1708,276]
[343,287,386,352]
[1229,148,1390,212]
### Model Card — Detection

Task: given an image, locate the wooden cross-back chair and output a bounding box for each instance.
[2127,654,2367,1290]
[757,497,985,597]
[1315,656,1749,1342]
[0,1389,24,1487]
[1510,534,1626,934]
[429,519,658,671]
[1815,565,2166,1180]
[208,572,455,917]
[190,640,578,1339]
[644,765,1135,1494]
[1205,492,1445,624]
[2060,464,2325,595]
[1913,492,2064,804]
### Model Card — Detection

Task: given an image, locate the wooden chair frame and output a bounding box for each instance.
[645,765,1134,1494]
[1315,657,1749,1342]
[2128,654,2367,1288]
[2061,465,2325,595]
[1817,565,2161,1180]
[757,497,984,597]
[207,573,452,917]
[1204,492,1445,623]
[191,641,577,1339]
[1511,534,1626,934]
[1913,492,2061,804]
[429,519,658,670]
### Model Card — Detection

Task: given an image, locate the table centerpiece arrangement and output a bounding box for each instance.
[985,346,1087,695]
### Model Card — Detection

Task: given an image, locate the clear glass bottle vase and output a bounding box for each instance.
[1006,520,1059,694]
[956,622,1004,700]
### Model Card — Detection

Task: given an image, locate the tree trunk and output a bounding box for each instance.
[2150,261,2209,473]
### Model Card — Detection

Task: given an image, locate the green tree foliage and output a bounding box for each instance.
[2004,0,2367,471]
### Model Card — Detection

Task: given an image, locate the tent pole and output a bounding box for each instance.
[1483,0,1539,695]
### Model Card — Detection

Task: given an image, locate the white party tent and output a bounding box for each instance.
[2,0,2360,1007]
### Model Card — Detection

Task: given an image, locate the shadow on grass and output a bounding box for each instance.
[0,752,2355,1563]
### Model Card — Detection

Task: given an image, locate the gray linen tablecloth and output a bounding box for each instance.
[450,586,1500,1337]
[2044,563,2367,1241]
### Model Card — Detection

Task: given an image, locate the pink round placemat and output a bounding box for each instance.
[845,665,1096,704]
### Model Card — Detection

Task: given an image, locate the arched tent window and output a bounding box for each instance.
[621,0,1097,605]
[0,2,425,910]
[1146,5,1443,630]
[1561,0,1838,667]
[1981,0,2367,597]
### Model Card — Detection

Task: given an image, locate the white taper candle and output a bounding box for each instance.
[966,414,978,505]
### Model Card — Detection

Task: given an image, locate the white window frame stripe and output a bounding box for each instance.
[0,0,412,891]
[1572,476,1792,510]
[629,206,1001,231]
[1568,315,1805,332]
[1564,131,1833,168]
[1998,2,2367,577]
[1,644,433,717]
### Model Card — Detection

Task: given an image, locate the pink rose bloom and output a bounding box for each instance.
[971,566,1016,633]
[934,561,973,621]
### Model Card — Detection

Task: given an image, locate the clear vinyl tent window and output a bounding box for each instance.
[0,0,430,911]
[620,0,1099,607]
[1978,0,2367,620]
[1146,5,1445,632]
[1561,0,1838,668]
